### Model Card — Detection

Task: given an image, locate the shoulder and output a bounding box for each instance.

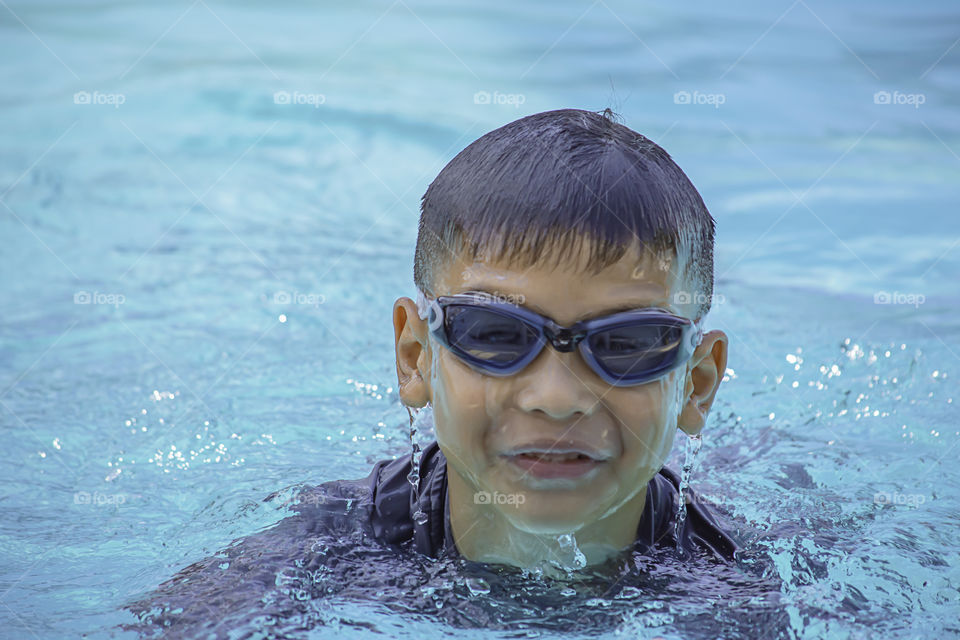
[289,441,447,548]
[365,440,448,551]
[644,467,739,561]
[272,442,447,551]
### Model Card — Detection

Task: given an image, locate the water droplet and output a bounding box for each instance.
[465,577,490,596]
[556,533,587,570]
[615,586,644,599]
[407,405,434,524]
[674,433,702,556]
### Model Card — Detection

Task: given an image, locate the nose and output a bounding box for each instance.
[515,345,600,419]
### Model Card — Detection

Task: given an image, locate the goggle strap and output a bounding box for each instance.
[415,288,431,321]
[692,319,705,349]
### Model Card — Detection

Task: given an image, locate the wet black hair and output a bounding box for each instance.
[413,108,716,320]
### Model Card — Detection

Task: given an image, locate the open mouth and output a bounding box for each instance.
[505,451,605,480]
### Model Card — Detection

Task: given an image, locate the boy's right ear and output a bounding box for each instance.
[392,297,431,409]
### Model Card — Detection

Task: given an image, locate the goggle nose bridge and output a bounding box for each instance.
[541,321,588,354]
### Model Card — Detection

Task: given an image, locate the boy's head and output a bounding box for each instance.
[413,107,715,322]
[392,109,728,553]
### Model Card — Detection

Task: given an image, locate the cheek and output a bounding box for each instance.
[428,346,492,457]
[612,374,683,475]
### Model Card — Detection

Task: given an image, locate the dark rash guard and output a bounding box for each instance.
[125,440,738,635]
[361,439,737,561]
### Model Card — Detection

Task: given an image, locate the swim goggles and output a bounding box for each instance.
[416,290,703,387]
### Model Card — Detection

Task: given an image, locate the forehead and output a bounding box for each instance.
[433,241,690,325]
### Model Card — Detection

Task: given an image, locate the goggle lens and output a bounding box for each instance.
[585,323,684,378]
[444,305,540,367]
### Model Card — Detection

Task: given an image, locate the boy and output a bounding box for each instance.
[385,107,734,568]
[127,108,735,633]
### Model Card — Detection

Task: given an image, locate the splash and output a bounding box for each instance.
[553,533,587,572]
[673,432,702,557]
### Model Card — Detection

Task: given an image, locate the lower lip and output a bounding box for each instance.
[505,454,603,479]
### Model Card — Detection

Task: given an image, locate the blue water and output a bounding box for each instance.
[2,0,959,637]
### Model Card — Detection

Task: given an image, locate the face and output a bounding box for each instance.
[394,241,726,536]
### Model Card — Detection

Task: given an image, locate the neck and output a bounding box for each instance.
[446,463,646,572]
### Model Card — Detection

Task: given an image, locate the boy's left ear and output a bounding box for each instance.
[677,329,728,436]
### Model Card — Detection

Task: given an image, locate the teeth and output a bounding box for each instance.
[519,452,588,462]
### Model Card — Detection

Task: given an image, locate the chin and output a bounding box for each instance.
[499,498,601,535]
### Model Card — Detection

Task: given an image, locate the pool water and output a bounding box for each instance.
[1,0,958,638]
